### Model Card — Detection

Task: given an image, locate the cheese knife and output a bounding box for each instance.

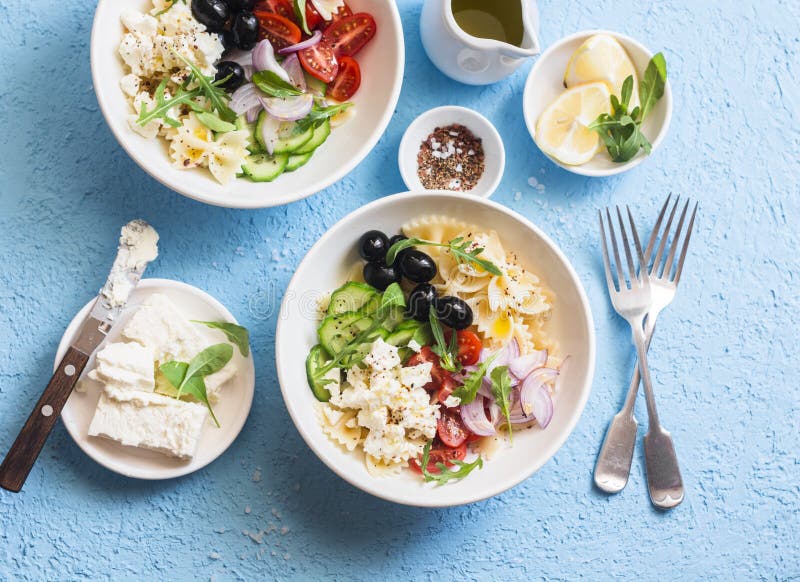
[0,220,159,492]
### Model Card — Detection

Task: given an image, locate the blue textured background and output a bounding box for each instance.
[1,0,798,579]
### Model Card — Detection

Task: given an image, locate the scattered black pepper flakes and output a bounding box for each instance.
[417,124,485,192]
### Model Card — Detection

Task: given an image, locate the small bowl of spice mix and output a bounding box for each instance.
[399,106,505,198]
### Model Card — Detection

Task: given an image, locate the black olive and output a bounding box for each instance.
[399,250,437,283]
[358,230,389,262]
[406,283,438,322]
[434,296,473,330]
[231,11,259,50]
[227,0,255,11]
[192,0,230,33]
[214,61,246,91]
[220,30,236,52]
[363,261,401,291]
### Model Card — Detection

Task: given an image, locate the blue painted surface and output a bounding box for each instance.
[1,0,798,579]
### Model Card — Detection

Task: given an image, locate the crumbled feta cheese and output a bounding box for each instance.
[363,338,400,371]
[444,395,462,408]
[399,362,432,390]
[407,339,422,353]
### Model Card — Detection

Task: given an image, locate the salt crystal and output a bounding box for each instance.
[537,184,545,191]
[448,131,459,137]
[455,164,463,173]
[527,176,538,187]
[209,552,221,560]
[514,191,522,201]
[245,506,251,514]
[280,526,289,535]
[252,469,262,482]
[467,149,475,155]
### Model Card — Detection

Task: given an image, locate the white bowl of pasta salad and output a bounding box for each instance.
[276,191,595,506]
[91,0,404,208]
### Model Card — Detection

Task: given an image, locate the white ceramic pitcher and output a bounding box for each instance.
[420,0,541,85]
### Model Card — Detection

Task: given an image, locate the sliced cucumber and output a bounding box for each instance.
[237,115,263,154]
[306,76,328,96]
[385,327,418,347]
[327,282,379,316]
[381,306,406,332]
[306,344,336,402]
[242,153,288,182]
[294,119,331,154]
[286,152,313,172]
[318,311,375,356]
[274,121,314,154]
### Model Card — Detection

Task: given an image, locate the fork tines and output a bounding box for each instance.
[645,195,699,284]
[599,206,648,294]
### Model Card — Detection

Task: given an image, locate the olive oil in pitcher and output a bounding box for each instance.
[451,0,524,46]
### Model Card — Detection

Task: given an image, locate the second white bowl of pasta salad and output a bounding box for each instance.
[91,0,404,208]
[276,191,595,506]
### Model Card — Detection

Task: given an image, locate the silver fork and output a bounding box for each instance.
[596,204,688,510]
[594,197,697,505]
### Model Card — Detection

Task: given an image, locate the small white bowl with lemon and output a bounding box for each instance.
[523,31,672,177]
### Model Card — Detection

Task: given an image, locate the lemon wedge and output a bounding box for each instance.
[535,81,611,166]
[564,34,638,106]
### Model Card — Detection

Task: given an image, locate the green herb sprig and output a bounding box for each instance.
[588,53,667,163]
[418,440,484,485]
[386,237,503,276]
[296,102,353,131]
[136,79,201,128]
[451,353,498,404]
[252,70,304,99]
[192,321,250,357]
[428,305,461,373]
[490,365,514,443]
[173,50,236,122]
[159,343,233,427]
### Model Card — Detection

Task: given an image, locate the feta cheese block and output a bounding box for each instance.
[87,342,155,393]
[88,386,207,460]
[121,293,236,401]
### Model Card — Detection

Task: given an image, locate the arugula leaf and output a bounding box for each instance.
[196,111,237,133]
[639,52,667,121]
[252,70,304,98]
[294,0,311,35]
[452,353,498,404]
[137,79,202,128]
[490,365,514,443]
[386,237,503,276]
[295,102,353,131]
[418,440,484,485]
[428,305,461,373]
[172,50,236,122]
[178,343,233,398]
[192,321,250,357]
[159,361,221,427]
[380,282,406,310]
[588,53,667,164]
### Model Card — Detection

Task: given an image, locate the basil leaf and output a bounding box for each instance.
[380,283,406,310]
[158,361,220,427]
[253,70,304,98]
[296,102,353,131]
[639,52,667,121]
[192,321,250,357]
[196,111,237,133]
[490,365,514,442]
[620,75,633,110]
[179,343,233,395]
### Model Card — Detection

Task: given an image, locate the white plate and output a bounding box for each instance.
[275,191,595,507]
[90,0,404,208]
[398,106,505,198]
[58,279,255,480]
[523,30,672,177]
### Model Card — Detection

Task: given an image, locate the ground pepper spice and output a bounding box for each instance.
[417,124,485,191]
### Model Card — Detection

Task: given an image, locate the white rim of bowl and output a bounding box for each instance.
[57,278,256,480]
[275,190,596,507]
[523,29,673,177]
[89,0,406,209]
[398,106,505,198]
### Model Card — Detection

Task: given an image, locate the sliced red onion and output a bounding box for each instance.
[243,64,254,82]
[259,114,281,155]
[460,397,496,436]
[252,40,291,82]
[245,105,261,123]
[230,83,261,115]
[278,30,322,54]
[259,93,314,122]
[509,349,548,381]
[281,53,307,91]
[518,368,558,428]
[224,49,253,68]
[488,401,501,426]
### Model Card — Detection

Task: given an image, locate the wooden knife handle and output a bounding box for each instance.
[0,347,90,492]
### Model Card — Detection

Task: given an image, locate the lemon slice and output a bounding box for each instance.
[564,34,638,106]
[535,81,611,166]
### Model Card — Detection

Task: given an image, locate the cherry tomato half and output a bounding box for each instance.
[409,441,467,474]
[254,0,294,20]
[436,375,457,405]
[327,56,361,101]
[304,2,323,30]
[298,41,339,83]
[255,12,302,50]
[407,347,450,392]
[322,12,377,57]
[437,409,470,448]
[456,330,482,366]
